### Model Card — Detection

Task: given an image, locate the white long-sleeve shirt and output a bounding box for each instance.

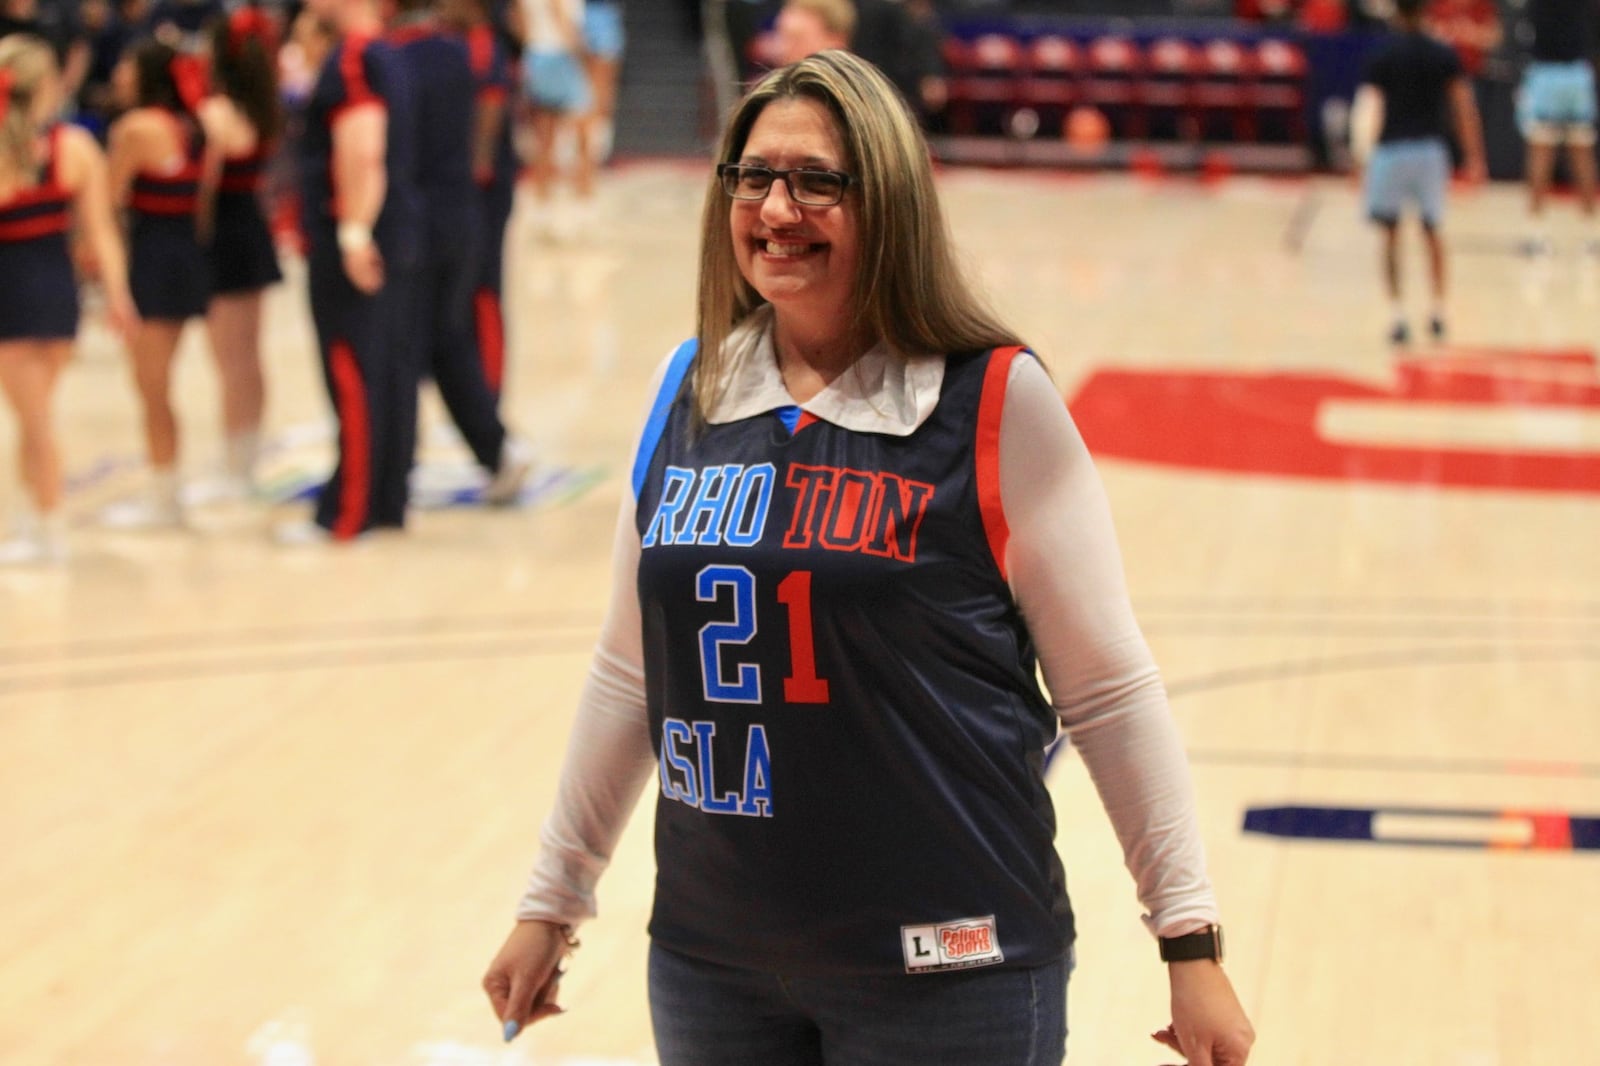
[518,312,1219,940]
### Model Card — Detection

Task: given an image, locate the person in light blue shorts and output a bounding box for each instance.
[582,0,623,60]
[580,0,623,161]
[520,0,595,237]
[523,48,592,112]
[1365,139,1452,230]
[1516,0,1597,251]
[1352,0,1485,345]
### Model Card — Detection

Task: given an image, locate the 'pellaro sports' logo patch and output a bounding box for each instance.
[901,915,1004,973]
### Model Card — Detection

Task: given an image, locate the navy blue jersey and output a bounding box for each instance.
[632,342,1073,977]
[1363,31,1463,143]
[1528,0,1597,63]
[388,20,477,217]
[298,34,422,262]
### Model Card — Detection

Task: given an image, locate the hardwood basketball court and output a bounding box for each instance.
[1,163,1595,1065]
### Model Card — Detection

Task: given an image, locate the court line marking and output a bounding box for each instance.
[1164,641,1598,699]
[1188,748,1600,780]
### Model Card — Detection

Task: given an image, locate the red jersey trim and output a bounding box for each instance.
[466,25,494,76]
[340,35,379,109]
[0,214,70,240]
[129,191,200,215]
[976,346,1027,582]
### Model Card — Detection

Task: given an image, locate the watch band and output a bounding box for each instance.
[1158,924,1224,963]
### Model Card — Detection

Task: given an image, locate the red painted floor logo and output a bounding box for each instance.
[1067,348,1600,493]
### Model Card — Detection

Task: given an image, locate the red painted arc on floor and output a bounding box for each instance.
[1066,347,1600,494]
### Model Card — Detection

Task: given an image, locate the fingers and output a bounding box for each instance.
[484,963,564,1042]
[481,965,511,1023]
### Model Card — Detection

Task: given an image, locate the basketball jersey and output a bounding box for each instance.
[633,340,1074,977]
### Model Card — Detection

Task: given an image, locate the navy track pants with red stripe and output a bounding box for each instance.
[307,242,420,537]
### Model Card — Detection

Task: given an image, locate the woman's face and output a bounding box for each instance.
[729,97,861,329]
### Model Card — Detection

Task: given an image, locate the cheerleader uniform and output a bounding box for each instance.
[0,126,77,341]
[210,144,283,295]
[128,110,210,321]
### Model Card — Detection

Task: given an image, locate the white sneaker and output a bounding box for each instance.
[184,474,254,506]
[0,529,67,566]
[483,437,534,506]
[99,493,184,530]
[271,519,336,547]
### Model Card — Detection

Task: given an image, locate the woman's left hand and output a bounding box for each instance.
[1151,960,1254,1064]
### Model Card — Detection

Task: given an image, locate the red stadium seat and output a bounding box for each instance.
[944,33,1025,136]
[1250,39,1309,143]
[1082,36,1146,140]
[1141,37,1199,142]
[1018,35,1082,138]
[1194,38,1256,142]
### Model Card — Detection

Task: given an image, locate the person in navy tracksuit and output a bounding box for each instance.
[388,0,527,502]
[294,0,422,539]
[441,0,516,402]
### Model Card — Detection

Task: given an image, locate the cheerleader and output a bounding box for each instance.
[200,6,283,494]
[0,35,137,563]
[107,39,220,526]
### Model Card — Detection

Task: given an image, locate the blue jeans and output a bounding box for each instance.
[648,942,1071,1066]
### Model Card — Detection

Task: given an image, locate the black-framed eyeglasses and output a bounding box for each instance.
[717,163,856,206]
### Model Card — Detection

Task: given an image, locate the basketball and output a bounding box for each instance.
[1065,105,1111,150]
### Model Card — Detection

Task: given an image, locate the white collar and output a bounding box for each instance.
[705,306,946,437]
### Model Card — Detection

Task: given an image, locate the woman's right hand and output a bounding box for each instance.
[482,919,573,1042]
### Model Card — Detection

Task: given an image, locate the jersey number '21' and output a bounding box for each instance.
[697,565,830,705]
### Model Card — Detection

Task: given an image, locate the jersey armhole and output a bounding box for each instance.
[975,345,1031,583]
[630,338,700,501]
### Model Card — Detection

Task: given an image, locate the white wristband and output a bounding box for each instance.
[337,221,374,253]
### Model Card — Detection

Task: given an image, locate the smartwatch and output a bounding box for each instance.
[1158,924,1223,963]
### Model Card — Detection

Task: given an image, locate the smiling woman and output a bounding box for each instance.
[481,48,1254,1066]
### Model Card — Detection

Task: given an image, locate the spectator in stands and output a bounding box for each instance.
[1424,0,1501,78]
[773,0,850,66]
[142,0,225,45]
[1297,0,1348,33]
[1235,0,1296,23]
[76,0,125,135]
[2,0,90,102]
[1350,0,1486,345]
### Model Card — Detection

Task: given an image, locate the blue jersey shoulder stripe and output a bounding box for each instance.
[631,338,699,499]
